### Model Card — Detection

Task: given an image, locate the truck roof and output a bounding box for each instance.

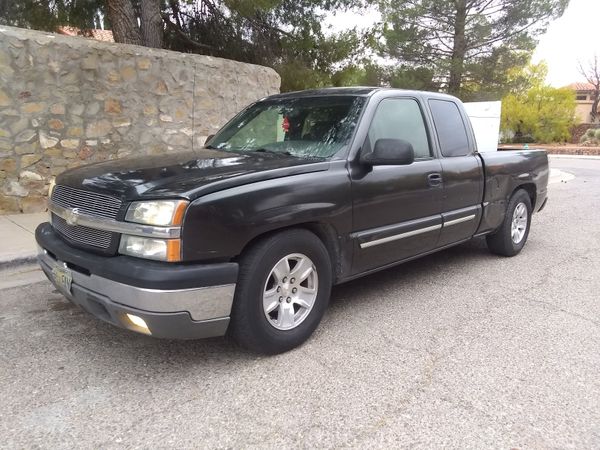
[265,86,458,102]
[267,87,378,99]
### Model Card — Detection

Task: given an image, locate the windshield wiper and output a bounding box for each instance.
[249,148,293,156]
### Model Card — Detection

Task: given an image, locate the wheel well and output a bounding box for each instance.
[513,183,536,209]
[234,223,342,282]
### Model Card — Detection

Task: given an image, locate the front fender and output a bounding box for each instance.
[181,163,352,262]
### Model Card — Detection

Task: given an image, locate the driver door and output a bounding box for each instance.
[350,97,444,274]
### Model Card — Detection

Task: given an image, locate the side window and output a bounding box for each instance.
[428,99,471,157]
[367,98,431,159]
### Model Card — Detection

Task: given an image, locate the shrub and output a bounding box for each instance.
[501,86,576,143]
[580,128,600,145]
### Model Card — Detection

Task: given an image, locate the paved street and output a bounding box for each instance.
[1,157,599,449]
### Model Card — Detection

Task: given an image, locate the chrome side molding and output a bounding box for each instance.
[360,224,442,249]
[443,214,476,227]
[360,213,476,249]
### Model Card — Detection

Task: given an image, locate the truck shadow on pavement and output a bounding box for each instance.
[329,237,490,311]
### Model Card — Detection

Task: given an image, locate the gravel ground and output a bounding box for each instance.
[1,157,599,449]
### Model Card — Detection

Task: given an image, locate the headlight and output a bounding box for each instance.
[125,200,188,226]
[119,235,181,262]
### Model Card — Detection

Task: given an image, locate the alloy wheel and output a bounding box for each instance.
[511,202,528,244]
[262,253,319,331]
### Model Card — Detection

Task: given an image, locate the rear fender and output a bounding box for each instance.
[477,150,548,234]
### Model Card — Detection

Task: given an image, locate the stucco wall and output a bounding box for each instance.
[0,26,280,213]
[574,101,592,124]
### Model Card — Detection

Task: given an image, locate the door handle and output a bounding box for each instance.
[427,173,443,187]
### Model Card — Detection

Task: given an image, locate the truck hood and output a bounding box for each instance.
[55,148,330,201]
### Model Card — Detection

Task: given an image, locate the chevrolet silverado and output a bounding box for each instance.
[36,87,549,354]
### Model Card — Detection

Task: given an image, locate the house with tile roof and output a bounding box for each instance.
[566,82,599,123]
[57,26,114,43]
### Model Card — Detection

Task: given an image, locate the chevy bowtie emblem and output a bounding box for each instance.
[65,208,80,226]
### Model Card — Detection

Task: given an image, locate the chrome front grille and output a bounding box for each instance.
[50,185,122,250]
[52,214,114,249]
[51,185,122,220]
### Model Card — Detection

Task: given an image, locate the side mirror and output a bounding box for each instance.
[360,138,415,166]
[204,134,215,146]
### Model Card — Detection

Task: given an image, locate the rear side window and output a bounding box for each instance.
[367,98,431,159]
[429,99,471,157]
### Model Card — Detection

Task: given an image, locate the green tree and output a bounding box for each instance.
[0,0,105,31]
[2,1,571,97]
[501,79,576,143]
[105,0,163,48]
[0,0,366,91]
[330,62,438,90]
[504,60,549,95]
[160,1,365,91]
[379,0,569,98]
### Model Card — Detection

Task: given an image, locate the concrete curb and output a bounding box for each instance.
[549,154,600,160]
[0,257,38,271]
[0,254,38,271]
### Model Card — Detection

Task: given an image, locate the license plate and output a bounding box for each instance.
[52,263,73,293]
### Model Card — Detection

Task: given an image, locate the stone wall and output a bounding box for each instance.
[0,26,280,213]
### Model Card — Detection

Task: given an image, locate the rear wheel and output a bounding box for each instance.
[229,229,332,354]
[486,189,532,256]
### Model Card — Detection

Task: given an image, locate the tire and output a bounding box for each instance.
[486,189,532,257]
[229,229,332,354]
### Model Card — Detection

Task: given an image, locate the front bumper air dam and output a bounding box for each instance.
[36,223,239,339]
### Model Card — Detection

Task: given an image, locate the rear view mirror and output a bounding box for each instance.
[360,139,415,166]
[204,134,215,146]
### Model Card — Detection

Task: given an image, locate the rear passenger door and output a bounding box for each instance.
[428,99,484,247]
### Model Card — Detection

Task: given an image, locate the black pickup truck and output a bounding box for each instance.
[36,87,548,353]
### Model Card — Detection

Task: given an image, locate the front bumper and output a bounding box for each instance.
[36,223,238,339]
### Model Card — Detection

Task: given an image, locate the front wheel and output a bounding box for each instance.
[229,229,332,354]
[486,189,532,256]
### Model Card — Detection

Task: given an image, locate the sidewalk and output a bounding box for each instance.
[0,213,46,268]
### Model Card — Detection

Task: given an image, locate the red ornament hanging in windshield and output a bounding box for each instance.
[282,116,290,133]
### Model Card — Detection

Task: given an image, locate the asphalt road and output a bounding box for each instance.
[1,157,599,449]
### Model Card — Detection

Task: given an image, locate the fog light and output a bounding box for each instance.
[126,313,151,334]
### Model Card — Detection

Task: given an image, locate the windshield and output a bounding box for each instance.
[207,96,366,159]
